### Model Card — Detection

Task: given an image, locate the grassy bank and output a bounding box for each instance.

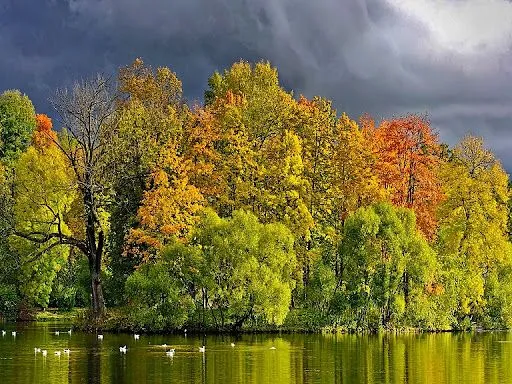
[33,308,85,322]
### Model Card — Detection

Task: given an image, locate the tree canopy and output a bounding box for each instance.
[1,59,511,333]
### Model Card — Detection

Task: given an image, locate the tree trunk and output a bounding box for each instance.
[90,268,105,315]
[403,271,410,309]
[85,180,105,317]
[88,229,105,316]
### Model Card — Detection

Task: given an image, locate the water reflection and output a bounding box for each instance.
[0,323,511,383]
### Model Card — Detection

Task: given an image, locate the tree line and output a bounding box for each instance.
[0,59,510,332]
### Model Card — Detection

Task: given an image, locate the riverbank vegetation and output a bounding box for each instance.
[1,59,511,333]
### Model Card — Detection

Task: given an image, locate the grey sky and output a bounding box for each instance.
[2,0,512,168]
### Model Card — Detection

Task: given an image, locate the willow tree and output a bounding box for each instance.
[13,76,117,316]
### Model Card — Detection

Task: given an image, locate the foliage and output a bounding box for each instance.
[192,209,297,328]
[0,90,36,163]
[1,60,512,333]
[125,261,194,330]
[369,114,443,239]
[437,136,512,326]
[9,118,77,307]
[106,59,191,300]
[0,284,20,320]
[49,251,91,310]
[126,144,204,260]
[336,203,438,331]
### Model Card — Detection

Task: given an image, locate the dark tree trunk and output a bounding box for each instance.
[89,256,105,316]
[85,180,105,317]
[403,271,410,309]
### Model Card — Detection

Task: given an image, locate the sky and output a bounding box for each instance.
[2,0,512,169]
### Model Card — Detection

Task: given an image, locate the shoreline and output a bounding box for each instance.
[4,308,508,335]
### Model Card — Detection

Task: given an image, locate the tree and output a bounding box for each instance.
[186,91,258,217]
[12,77,117,316]
[369,114,443,239]
[9,114,78,307]
[337,203,438,330]
[193,209,297,328]
[332,113,384,220]
[0,90,37,163]
[199,62,313,296]
[125,259,194,330]
[199,61,300,220]
[437,136,512,325]
[0,162,19,319]
[104,59,188,302]
[125,143,204,261]
[294,96,338,226]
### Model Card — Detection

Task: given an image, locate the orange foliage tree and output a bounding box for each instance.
[126,144,204,262]
[367,114,443,239]
[33,114,57,149]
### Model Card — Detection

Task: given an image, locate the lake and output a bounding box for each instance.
[0,322,511,383]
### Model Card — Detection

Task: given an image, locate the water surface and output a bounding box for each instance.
[0,322,511,383]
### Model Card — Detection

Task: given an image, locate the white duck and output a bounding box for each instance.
[34,347,41,353]
[55,351,61,356]
[199,346,205,353]
[119,345,127,353]
[97,334,103,340]
[1,330,5,336]
[230,343,235,347]
[166,349,175,357]
[67,329,72,335]
[11,331,16,337]
[42,350,47,357]
[55,331,60,336]
[134,334,140,340]
[64,349,70,354]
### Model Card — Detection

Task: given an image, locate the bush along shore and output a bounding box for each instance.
[2,59,512,333]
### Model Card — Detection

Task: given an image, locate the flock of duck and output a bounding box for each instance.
[1,329,277,357]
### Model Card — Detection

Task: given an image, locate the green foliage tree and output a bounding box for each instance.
[125,260,194,330]
[337,203,437,331]
[9,129,77,307]
[0,90,36,163]
[193,209,297,328]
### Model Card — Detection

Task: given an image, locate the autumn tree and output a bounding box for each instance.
[195,62,312,232]
[11,77,117,317]
[294,96,338,226]
[105,59,190,298]
[10,115,78,306]
[370,114,443,239]
[185,91,257,217]
[437,136,512,326]
[294,98,383,293]
[332,113,384,219]
[126,143,204,261]
[196,62,314,297]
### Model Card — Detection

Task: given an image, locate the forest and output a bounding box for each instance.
[0,58,511,333]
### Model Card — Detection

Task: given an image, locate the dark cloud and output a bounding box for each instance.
[2,0,512,168]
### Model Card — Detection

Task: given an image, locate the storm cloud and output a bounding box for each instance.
[2,0,512,167]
